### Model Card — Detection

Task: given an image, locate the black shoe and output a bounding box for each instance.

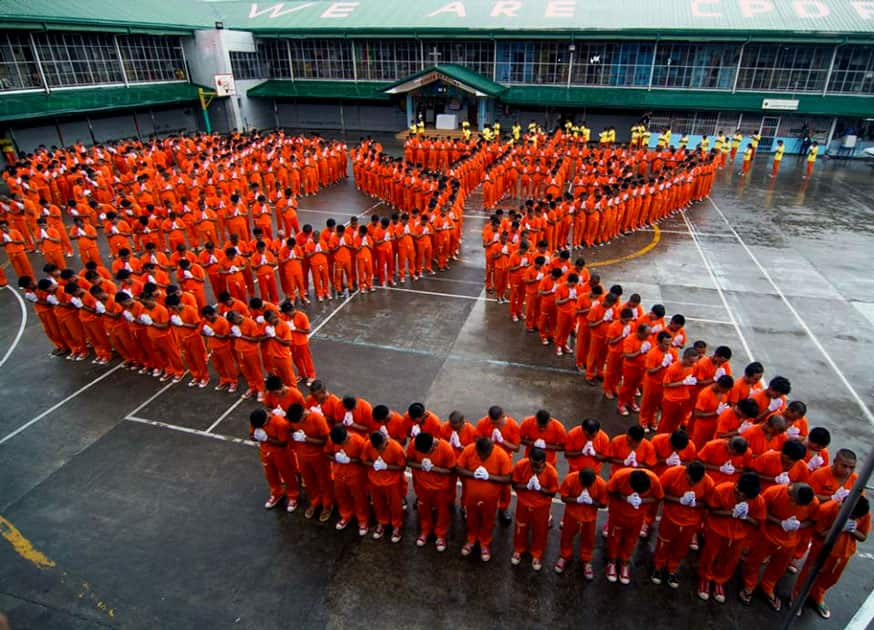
[667,573,680,589]
[650,568,664,585]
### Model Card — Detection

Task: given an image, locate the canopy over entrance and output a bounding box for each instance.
[383,64,505,98]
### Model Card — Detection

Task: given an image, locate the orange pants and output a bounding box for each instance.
[257,273,278,304]
[494,268,508,300]
[742,535,797,596]
[509,282,525,318]
[771,160,781,177]
[606,516,645,562]
[602,350,623,395]
[653,517,700,573]
[794,546,850,604]
[575,324,590,369]
[585,334,607,379]
[538,302,556,342]
[182,336,209,381]
[83,319,112,361]
[618,365,645,408]
[292,343,316,380]
[8,251,34,279]
[43,249,66,271]
[371,482,404,529]
[152,334,185,376]
[78,246,102,266]
[698,529,748,584]
[38,310,68,351]
[464,494,500,546]
[333,258,353,293]
[268,354,296,388]
[525,293,540,331]
[310,262,330,299]
[211,345,238,386]
[376,248,394,284]
[226,276,247,303]
[333,474,370,525]
[356,255,373,290]
[559,515,596,561]
[415,242,432,274]
[396,246,415,280]
[111,325,142,364]
[261,448,300,500]
[236,349,264,392]
[658,398,689,434]
[298,454,333,509]
[513,504,551,559]
[554,311,575,349]
[281,266,306,301]
[639,382,663,429]
[806,161,814,178]
[56,314,87,354]
[416,486,451,539]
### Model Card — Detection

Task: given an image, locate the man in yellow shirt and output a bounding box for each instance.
[631,125,641,149]
[740,145,753,175]
[678,133,689,149]
[700,135,710,152]
[750,132,762,159]
[804,141,819,179]
[770,140,785,178]
[730,130,743,163]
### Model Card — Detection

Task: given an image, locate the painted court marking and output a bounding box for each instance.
[0,285,27,371]
[588,225,662,268]
[376,285,497,302]
[706,196,874,428]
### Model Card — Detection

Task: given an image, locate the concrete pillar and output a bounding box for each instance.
[477,97,487,131]
[406,93,415,128]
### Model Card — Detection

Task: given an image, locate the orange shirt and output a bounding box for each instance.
[606,468,663,524]
[456,443,512,502]
[475,416,521,456]
[263,386,305,414]
[651,432,697,477]
[751,450,810,489]
[813,500,870,559]
[744,424,787,457]
[697,438,754,485]
[290,410,330,459]
[809,466,858,499]
[232,316,261,354]
[405,439,456,492]
[512,459,560,509]
[662,361,694,402]
[304,393,343,424]
[564,427,610,473]
[609,434,656,475]
[251,414,293,456]
[519,416,567,464]
[439,420,477,457]
[325,433,368,484]
[560,472,608,522]
[760,484,819,548]
[659,466,714,527]
[361,439,406,487]
[703,481,766,540]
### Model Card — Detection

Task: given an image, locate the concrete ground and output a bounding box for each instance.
[0,143,873,630]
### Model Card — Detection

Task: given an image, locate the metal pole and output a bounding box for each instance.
[114,35,129,86]
[351,39,358,82]
[28,32,50,94]
[648,40,658,91]
[287,39,295,82]
[823,43,840,96]
[732,41,747,94]
[782,453,874,628]
[567,45,574,88]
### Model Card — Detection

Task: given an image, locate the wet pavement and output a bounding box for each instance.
[0,144,873,629]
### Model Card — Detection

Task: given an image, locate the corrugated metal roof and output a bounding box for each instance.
[1,0,872,36]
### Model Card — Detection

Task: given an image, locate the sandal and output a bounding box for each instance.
[738,589,752,605]
[815,602,830,619]
[767,593,782,612]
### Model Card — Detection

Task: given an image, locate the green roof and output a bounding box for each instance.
[383,65,505,98]
[0,83,203,122]
[247,80,392,101]
[0,0,873,38]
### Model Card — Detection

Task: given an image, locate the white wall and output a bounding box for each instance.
[235,79,276,130]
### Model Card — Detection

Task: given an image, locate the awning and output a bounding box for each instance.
[247,80,392,101]
[0,83,203,123]
[382,65,505,98]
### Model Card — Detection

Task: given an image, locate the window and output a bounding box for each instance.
[737,44,831,92]
[421,40,494,77]
[571,41,654,87]
[652,43,739,89]
[231,51,261,80]
[496,41,570,84]
[289,39,353,80]
[0,32,41,90]
[118,35,186,83]
[354,40,420,81]
[231,40,292,80]
[32,31,123,87]
[828,46,874,95]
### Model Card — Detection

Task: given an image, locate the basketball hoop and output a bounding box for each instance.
[214,73,236,97]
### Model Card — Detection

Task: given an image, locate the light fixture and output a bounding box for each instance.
[215,21,224,29]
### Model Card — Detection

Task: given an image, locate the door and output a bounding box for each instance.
[759,116,781,151]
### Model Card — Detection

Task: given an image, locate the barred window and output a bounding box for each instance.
[231,41,291,80]
[289,39,353,80]
[32,31,123,87]
[828,46,874,95]
[572,42,654,87]
[421,40,494,77]
[496,41,570,85]
[652,43,739,90]
[117,35,186,83]
[736,44,831,92]
[354,40,420,81]
[231,51,261,80]
[0,32,41,90]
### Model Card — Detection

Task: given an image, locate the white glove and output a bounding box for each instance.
[715,367,726,379]
[682,375,698,386]
[534,438,546,449]
[230,325,242,337]
[139,314,153,325]
[229,265,239,274]
[577,489,593,504]
[672,335,684,347]
[781,516,801,532]
[292,430,307,443]
[626,492,642,510]
[786,425,801,439]
[146,275,157,285]
[110,226,119,235]
[501,245,508,254]
[378,425,389,437]
[661,353,673,367]
[24,292,38,303]
[289,322,296,332]
[640,341,651,353]
[122,310,134,321]
[527,475,542,491]
[732,501,749,519]
[70,297,83,308]
[309,404,323,416]
[421,458,433,472]
[254,315,264,324]
[202,324,214,336]
[844,519,857,533]
[449,431,462,448]
[622,324,631,337]
[473,465,490,480]
[665,451,681,466]
[252,428,268,442]
[271,406,286,418]
[2,233,10,242]
[491,428,504,444]
[94,301,106,314]
[775,472,791,485]
[372,456,388,471]
[719,461,736,475]
[738,420,754,434]
[410,424,421,438]
[263,326,275,338]
[603,309,613,322]
[335,450,351,464]
[768,398,783,412]
[342,411,354,427]
[582,441,597,457]
[832,487,850,503]
[183,270,194,279]
[717,402,731,414]
[807,454,824,471]
[624,451,638,467]
[170,315,183,326]
[569,288,577,299]
[680,491,697,507]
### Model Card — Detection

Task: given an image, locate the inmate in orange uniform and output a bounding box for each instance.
[361,433,407,536]
[325,427,370,533]
[457,440,512,556]
[605,469,663,577]
[288,405,334,518]
[250,409,300,507]
[511,453,560,565]
[652,463,714,576]
[406,434,457,545]
[557,469,608,574]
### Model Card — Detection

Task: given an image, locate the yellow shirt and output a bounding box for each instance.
[807,146,818,162]
[731,134,742,148]
[679,135,688,147]
[599,131,608,143]
[743,147,753,161]
[774,145,785,161]
[582,128,591,143]
[701,138,710,150]
[750,134,761,148]
[609,130,616,142]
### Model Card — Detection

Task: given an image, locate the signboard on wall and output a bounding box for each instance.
[214,73,237,97]
[762,99,799,111]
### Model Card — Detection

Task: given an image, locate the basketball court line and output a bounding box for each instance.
[0,285,27,371]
